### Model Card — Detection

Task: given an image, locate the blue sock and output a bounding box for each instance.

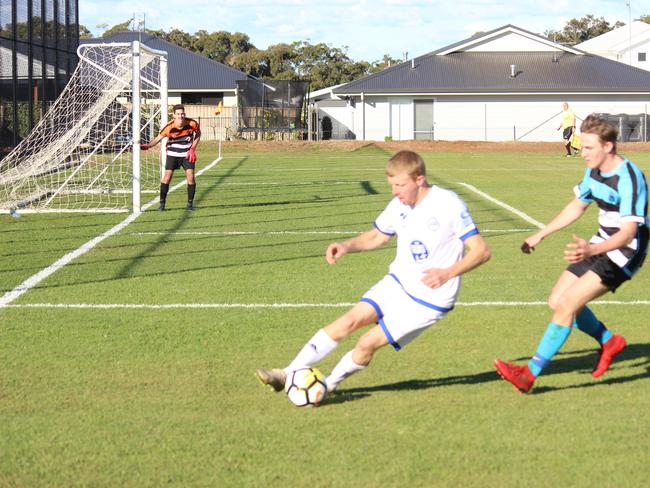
[528,323,572,377]
[573,307,613,345]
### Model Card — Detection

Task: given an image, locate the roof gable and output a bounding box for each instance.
[437,25,582,55]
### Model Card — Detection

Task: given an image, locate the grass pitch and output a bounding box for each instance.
[1,142,650,487]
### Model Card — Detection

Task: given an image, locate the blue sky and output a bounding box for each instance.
[81,0,646,62]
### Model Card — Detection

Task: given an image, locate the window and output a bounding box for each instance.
[639,52,647,62]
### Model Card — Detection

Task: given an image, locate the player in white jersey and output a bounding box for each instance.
[256,150,491,394]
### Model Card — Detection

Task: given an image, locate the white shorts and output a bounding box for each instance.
[361,274,452,351]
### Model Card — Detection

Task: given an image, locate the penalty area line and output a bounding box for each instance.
[0,156,223,308]
[458,182,545,229]
[6,300,650,309]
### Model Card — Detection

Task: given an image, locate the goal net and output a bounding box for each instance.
[0,41,167,213]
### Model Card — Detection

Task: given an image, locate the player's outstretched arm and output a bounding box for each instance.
[141,134,164,150]
[326,228,391,264]
[422,234,491,289]
[522,198,589,254]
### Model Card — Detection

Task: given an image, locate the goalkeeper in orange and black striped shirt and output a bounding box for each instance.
[141,104,201,211]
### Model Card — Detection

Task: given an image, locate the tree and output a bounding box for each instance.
[369,54,402,73]
[163,28,193,50]
[79,25,93,39]
[192,31,255,63]
[101,20,131,38]
[545,15,624,45]
[229,48,271,79]
[639,15,650,24]
[89,22,380,90]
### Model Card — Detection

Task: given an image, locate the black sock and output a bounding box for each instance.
[187,184,196,204]
[160,183,169,203]
[565,144,571,155]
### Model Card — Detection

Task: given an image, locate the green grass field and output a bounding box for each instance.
[2,142,650,487]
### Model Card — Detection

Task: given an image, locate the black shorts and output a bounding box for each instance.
[165,155,195,171]
[562,127,573,142]
[566,254,630,292]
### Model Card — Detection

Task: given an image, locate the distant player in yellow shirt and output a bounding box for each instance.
[557,102,576,157]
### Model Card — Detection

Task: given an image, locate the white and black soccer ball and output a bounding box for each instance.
[284,367,328,407]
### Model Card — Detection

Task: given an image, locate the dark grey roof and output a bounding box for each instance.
[334,26,650,95]
[81,32,250,90]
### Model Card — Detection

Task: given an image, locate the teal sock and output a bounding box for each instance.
[528,323,572,377]
[572,307,613,345]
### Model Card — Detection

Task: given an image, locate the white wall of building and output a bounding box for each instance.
[324,95,649,142]
[315,100,355,139]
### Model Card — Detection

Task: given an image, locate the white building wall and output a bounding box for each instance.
[315,101,355,139]
[353,97,391,141]
[343,95,649,142]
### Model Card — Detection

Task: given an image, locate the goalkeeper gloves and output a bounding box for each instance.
[140,143,149,150]
[187,147,197,163]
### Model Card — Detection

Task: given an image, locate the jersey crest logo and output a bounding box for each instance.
[427,218,440,232]
[461,210,474,226]
[410,240,429,262]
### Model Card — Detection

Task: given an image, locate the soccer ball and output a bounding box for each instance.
[285,367,328,407]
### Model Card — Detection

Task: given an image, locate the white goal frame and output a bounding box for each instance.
[0,41,168,214]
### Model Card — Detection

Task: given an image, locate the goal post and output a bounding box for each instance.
[0,41,168,214]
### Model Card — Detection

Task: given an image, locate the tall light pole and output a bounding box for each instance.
[627,0,632,65]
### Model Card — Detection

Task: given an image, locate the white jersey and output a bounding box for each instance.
[373,185,478,309]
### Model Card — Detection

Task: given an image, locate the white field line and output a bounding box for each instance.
[5,300,650,309]
[0,156,223,308]
[128,229,533,237]
[458,182,545,229]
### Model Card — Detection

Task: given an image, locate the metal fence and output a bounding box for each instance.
[183,105,307,141]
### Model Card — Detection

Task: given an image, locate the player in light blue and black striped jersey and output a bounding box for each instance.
[495,114,648,393]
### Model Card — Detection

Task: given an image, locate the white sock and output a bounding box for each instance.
[284,329,339,373]
[326,350,367,392]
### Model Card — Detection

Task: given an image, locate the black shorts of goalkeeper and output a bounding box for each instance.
[165,155,195,171]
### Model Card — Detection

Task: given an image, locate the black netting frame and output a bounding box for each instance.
[236,80,310,139]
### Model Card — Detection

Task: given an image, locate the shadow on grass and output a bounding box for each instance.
[526,342,650,394]
[325,342,650,404]
[325,370,499,406]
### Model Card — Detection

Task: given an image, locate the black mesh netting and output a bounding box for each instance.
[236,80,309,131]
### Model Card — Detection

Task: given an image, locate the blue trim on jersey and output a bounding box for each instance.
[378,317,401,351]
[388,273,454,313]
[360,297,383,319]
[373,222,395,236]
[459,228,479,241]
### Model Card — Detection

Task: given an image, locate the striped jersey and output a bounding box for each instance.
[574,159,649,275]
[159,118,200,157]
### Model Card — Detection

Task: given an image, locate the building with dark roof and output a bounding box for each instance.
[311,25,650,142]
